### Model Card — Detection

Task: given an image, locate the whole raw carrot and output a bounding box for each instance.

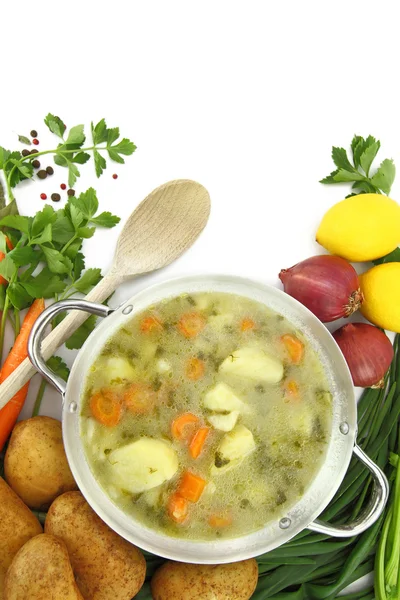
[0,298,45,450]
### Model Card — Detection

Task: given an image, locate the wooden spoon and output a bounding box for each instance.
[0,179,210,410]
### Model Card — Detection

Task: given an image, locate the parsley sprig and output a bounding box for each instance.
[0,187,120,357]
[320,134,400,265]
[320,134,396,196]
[0,114,136,202]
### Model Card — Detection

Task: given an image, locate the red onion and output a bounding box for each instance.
[333,323,394,388]
[279,255,363,323]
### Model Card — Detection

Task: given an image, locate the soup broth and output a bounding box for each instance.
[81,292,332,540]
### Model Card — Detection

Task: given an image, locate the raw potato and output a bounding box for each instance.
[207,410,240,432]
[0,477,42,600]
[45,491,146,600]
[203,382,248,413]
[109,438,178,493]
[219,346,284,383]
[4,534,83,600]
[211,425,256,475]
[151,559,258,600]
[4,416,78,510]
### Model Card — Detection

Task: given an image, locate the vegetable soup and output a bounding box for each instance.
[80,292,332,540]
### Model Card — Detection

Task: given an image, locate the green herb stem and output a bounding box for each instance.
[14,308,20,337]
[31,378,47,418]
[0,294,10,362]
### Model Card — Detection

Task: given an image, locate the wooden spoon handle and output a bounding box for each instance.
[0,273,120,411]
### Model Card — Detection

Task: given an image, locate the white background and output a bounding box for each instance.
[1,0,398,593]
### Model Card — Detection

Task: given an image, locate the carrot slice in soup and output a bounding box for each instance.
[186,357,205,381]
[171,413,200,441]
[140,315,163,333]
[167,493,189,523]
[177,312,206,338]
[189,427,210,459]
[209,513,233,528]
[240,318,255,331]
[177,471,206,503]
[124,383,157,414]
[281,334,304,364]
[283,380,300,400]
[90,389,122,426]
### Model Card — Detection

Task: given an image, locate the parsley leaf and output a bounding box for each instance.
[73,252,85,280]
[321,134,395,196]
[70,204,84,230]
[47,356,70,382]
[0,214,31,234]
[29,223,52,246]
[70,188,98,219]
[0,254,17,282]
[44,113,66,138]
[370,159,396,195]
[359,138,380,176]
[93,149,106,177]
[0,147,10,169]
[331,147,355,172]
[42,247,72,275]
[73,268,102,293]
[90,211,120,228]
[52,213,75,244]
[22,268,66,298]
[18,135,31,145]
[66,315,97,350]
[77,226,95,238]
[73,152,90,164]
[7,282,32,309]
[91,119,108,145]
[8,246,39,267]
[66,125,85,147]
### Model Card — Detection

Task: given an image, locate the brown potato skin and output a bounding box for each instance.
[4,534,83,600]
[151,559,259,600]
[45,491,146,600]
[0,477,42,600]
[4,416,78,510]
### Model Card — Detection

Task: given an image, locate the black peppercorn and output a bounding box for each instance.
[21,149,30,157]
[46,166,54,175]
[37,170,48,180]
[30,149,38,155]
[32,160,40,169]
[30,130,38,138]
[67,189,75,196]
[51,193,61,202]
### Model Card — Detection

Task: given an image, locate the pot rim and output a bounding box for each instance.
[61,273,357,563]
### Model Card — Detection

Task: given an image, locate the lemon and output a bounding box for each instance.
[316,193,400,262]
[360,262,400,332]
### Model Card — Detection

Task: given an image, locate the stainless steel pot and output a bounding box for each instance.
[28,275,389,563]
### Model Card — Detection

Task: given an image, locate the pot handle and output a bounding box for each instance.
[307,444,389,537]
[28,299,113,396]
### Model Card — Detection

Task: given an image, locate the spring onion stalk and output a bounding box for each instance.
[375,451,400,599]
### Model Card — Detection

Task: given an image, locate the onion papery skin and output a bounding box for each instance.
[279,255,363,323]
[333,323,394,388]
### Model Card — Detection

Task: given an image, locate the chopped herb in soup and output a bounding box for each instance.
[80,292,332,540]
